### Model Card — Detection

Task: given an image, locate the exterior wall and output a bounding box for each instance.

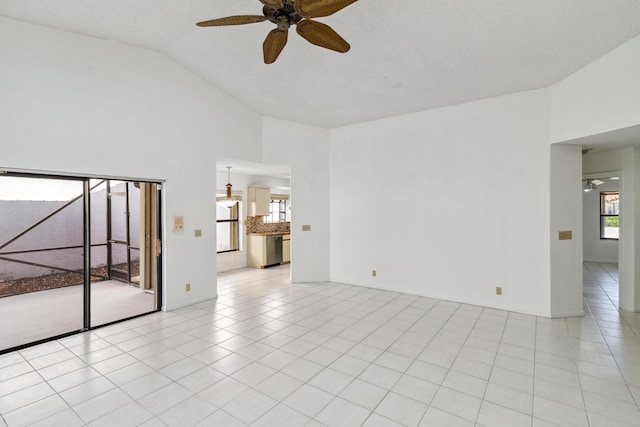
[0,185,140,280]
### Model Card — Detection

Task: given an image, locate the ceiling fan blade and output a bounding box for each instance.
[295,0,358,18]
[263,29,288,64]
[260,0,285,8]
[296,19,350,53]
[197,15,266,27]
[592,179,605,186]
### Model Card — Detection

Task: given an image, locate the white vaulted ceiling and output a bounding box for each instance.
[2,0,640,128]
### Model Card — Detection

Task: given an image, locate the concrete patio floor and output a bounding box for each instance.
[0,280,154,351]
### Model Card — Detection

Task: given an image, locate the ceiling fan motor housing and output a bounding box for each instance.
[264,1,302,28]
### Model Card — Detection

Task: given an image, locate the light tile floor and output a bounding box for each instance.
[1,262,639,426]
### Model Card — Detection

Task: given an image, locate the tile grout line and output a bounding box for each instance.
[293,290,424,425]
[590,268,640,417]
[473,306,510,426]
[564,310,591,427]
[213,277,402,425]
[359,296,456,426]
[2,264,639,426]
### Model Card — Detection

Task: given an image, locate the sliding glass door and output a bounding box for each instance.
[0,175,85,350]
[0,173,162,353]
[91,180,159,327]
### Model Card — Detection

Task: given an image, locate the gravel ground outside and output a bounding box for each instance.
[0,262,140,298]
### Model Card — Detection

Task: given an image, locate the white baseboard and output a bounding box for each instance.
[550,310,585,318]
[162,293,218,311]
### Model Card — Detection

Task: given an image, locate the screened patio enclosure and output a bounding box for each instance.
[0,173,161,353]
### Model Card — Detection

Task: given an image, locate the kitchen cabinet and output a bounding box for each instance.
[247,233,290,268]
[283,236,291,264]
[248,186,270,216]
[247,235,267,268]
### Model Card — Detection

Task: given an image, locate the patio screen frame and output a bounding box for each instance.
[0,170,163,355]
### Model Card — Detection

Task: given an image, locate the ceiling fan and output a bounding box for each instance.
[583,178,605,192]
[196,0,358,64]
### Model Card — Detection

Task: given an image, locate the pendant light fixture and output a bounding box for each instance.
[219,166,237,208]
[583,179,596,192]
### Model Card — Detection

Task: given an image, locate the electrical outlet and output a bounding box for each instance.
[496,286,502,295]
[195,229,202,237]
[186,283,191,292]
[372,270,377,277]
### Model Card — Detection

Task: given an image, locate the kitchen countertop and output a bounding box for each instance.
[248,232,290,236]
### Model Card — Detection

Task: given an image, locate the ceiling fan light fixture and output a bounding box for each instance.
[583,179,596,192]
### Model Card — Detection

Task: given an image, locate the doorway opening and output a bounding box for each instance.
[215,160,291,277]
[582,173,620,309]
[0,172,162,353]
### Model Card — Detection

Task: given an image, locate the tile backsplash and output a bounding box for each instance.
[246,216,290,234]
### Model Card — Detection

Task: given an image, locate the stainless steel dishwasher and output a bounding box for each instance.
[265,234,283,266]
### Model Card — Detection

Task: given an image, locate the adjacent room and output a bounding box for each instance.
[1,0,640,426]
[215,161,292,274]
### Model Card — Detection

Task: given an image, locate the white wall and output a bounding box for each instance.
[583,178,619,263]
[633,149,640,311]
[330,89,553,316]
[583,148,637,311]
[262,118,330,283]
[550,145,584,317]
[5,15,640,319]
[0,17,264,310]
[550,34,640,143]
[552,32,640,312]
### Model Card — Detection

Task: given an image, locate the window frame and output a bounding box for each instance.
[216,201,241,254]
[265,198,288,223]
[600,191,619,241]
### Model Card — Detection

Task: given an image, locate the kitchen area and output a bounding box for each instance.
[216,161,291,273]
[245,185,291,268]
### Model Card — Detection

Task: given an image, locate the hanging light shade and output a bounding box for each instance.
[218,166,238,208]
[583,179,596,192]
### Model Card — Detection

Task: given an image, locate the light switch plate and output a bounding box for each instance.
[558,230,572,240]
[172,216,184,231]
[195,229,202,237]
[302,225,311,231]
